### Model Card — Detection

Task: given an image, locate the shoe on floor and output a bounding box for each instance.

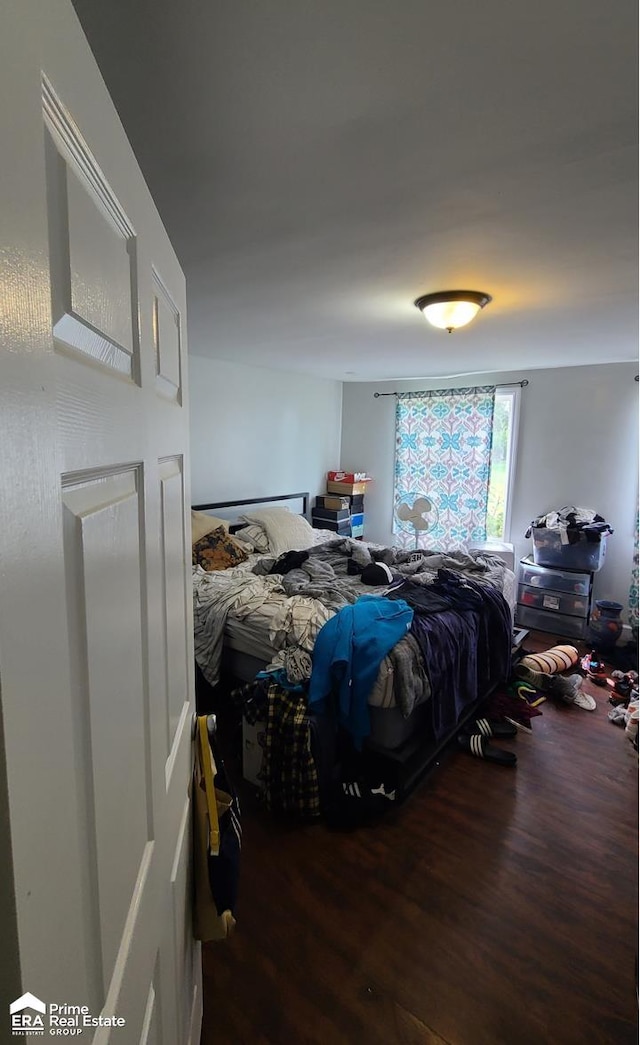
[461,717,518,739]
[457,733,517,767]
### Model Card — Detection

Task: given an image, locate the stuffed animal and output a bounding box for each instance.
[518,644,579,674]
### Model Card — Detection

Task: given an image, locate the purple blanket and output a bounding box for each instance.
[406,574,512,739]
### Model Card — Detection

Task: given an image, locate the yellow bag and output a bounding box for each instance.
[192,717,240,942]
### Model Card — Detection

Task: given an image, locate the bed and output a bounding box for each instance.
[191,492,516,797]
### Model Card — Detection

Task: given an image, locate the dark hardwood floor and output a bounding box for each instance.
[201,632,638,1044]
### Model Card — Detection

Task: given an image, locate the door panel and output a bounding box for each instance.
[153,270,182,401]
[171,796,194,1038]
[67,167,135,356]
[62,467,150,989]
[159,456,190,760]
[44,78,139,379]
[0,2,198,1041]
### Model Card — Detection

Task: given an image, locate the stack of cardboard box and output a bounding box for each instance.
[311,472,371,538]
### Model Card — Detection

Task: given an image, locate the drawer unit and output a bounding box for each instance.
[519,558,590,596]
[515,604,588,640]
[517,583,590,619]
[516,556,593,640]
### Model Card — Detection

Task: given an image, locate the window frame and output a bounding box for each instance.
[491,385,521,541]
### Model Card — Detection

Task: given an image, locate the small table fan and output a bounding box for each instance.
[395,493,440,550]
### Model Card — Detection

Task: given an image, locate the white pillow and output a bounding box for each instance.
[233,524,270,554]
[241,507,316,557]
[309,527,342,545]
[191,509,229,544]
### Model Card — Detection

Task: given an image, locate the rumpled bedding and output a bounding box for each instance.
[193,562,331,689]
[193,538,512,718]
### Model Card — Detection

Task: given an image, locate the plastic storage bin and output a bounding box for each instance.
[517,583,590,619]
[531,529,607,571]
[515,603,588,640]
[519,558,591,596]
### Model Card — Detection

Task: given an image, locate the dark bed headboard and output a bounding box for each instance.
[192,492,309,528]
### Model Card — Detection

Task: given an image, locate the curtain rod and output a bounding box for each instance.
[373,379,529,398]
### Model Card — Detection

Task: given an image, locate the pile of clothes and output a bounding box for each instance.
[607,670,639,750]
[525,505,614,545]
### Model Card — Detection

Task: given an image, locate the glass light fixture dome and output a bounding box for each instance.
[414,290,492,333]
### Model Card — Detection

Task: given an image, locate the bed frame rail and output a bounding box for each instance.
[193,491,309,517]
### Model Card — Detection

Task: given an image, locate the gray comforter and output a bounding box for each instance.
[263,538,509,609]
[251,540,510,717]
[193,537,511,717]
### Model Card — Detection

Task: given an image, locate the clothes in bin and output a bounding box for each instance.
[525,506,613,572]
[532,529,608,571]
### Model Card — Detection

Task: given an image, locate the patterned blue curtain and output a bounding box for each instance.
[394,386,496,550]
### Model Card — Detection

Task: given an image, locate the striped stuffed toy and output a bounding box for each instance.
[518,644,579,674]
[515,644,595,709]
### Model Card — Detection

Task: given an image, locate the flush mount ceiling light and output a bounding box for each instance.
[414,290,492,333]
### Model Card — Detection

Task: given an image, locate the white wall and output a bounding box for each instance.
[189,355,343,505]
[341,362,639,614]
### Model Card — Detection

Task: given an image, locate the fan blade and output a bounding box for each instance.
[413,497,433,513]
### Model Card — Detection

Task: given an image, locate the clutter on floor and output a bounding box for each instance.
[513,642,597,711]
[483,683,545,735]
[607,669,639,705]
[605,668,639,752]
[580,648,609,685]
[231,633,636,825]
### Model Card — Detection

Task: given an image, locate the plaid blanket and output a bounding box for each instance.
[232,679,321,819]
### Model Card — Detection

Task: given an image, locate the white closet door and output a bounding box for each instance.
[0,1,199,1042]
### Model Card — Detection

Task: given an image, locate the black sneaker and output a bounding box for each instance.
[325,779,396,829]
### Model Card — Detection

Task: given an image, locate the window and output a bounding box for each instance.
[393,384,520,549]
[486,387,520,540]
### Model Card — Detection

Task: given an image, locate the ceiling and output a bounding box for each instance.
[72,0,638,382]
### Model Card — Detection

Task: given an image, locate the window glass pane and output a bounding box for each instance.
[486,393,512,539]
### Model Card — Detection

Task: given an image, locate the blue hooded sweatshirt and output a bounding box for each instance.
[308,595,413,748]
